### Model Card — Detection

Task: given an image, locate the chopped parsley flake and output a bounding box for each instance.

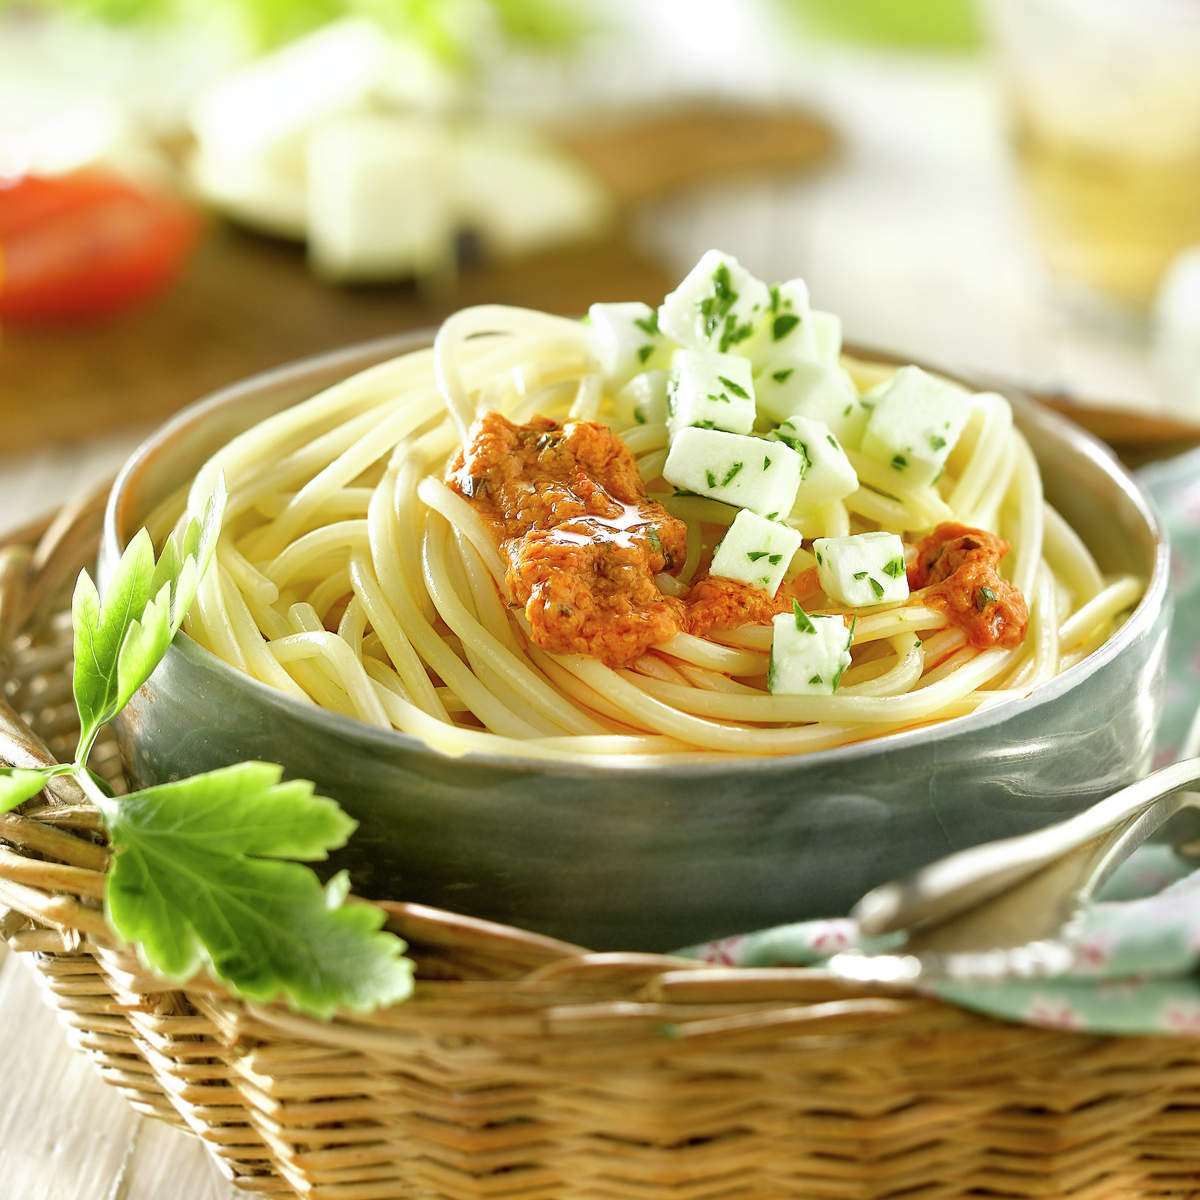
[747,550,769,562]
[718,375,750,399]
[637,345,654,364]
[705,469,718,489]
[868,577,885,600]
[772,313,800,341]
[827,434,839,449]
[976,585,998,610]
[843,404,852,416]
[633,311,659,336]
[768,284,781,313]
[891,454,908,470]
[929,433,947,451]
[883,556,905,579]
[768,553,782,565]
[647,528,663,554]
[793,600,816,634]
[772,368,794,384]
[707,391,732,403]
[721,462,744,486]
[634,407,647,425]
[767,648,777,691]
[766,511,779,521]
[693,419,718,429]
[763,455,772,469]
[698,263,754,350]
[809,674,823,686]
[853,571,869,581]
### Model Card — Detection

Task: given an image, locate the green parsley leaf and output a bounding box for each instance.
[646,527,663,555]
[891,454,908,470]
[73,479,226,759]
[771,368,794,384]
[763,455,772,469]
[827,434,839,450]
[767,647,777,692]
[705,469,718,489]
[808,674,823,686]
[103,762,414,1018]
[721,462,743,486]
[633,311,659,336]
[717,375,750,400]
[853,571,868,580]
[768,284,781,314]
[637,345,654,364]
[929,433,947,451]
[975,585,998,610]
[792,600,816,634]
[772,313,800,341]
[768,554,782,565]
[883,557,905,579]
[634,407,647,425]
[747,550,769,562]
[869,577,885,600]
[0,765,61,814]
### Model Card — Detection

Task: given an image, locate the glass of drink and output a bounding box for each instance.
[985,0,1200,318]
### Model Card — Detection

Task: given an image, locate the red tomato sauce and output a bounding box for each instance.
[909,522,1029,649]
[448,413,807,666]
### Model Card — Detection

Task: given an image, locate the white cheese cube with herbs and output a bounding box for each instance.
[768,415,858,507]
[615,370,670,428]
[749,279,816,365]
[809,310,843,367]
[667,350,756,436]
[813,532,909,608]
[860,365,970,487]
[755,359,866,441]
[587,302,671,384]
[769,605,853,695]
[663,427,803,517]
[710,509,804,595]
[658,249,771,355]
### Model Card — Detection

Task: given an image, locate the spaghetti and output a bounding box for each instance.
[163,268,1141,764]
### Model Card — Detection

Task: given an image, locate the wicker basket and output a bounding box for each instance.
[3,491,1200,1200]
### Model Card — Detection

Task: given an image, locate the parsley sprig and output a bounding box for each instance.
[0,483,414,1019]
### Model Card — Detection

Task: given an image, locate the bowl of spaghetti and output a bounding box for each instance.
[104,253,1169,950]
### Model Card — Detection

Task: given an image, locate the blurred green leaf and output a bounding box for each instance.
[5,0,590,62]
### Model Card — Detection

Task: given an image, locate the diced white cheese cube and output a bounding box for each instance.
[859,365,971,487]
[307,115,455,281]
[812,532,909,608]
[191,18,389,173]
[614,370,670,428]
[710,509,804,595]
[809,310,843,366]
[668,350,756,436]
[768,415,858,508]
[658,249,771,354]
[663,428,803,517]
[588,302,671,385]
[755,360,868,443]
[769,606,852,695]
[747,279,816,366]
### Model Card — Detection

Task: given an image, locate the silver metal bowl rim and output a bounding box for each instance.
[103,331,1171,781]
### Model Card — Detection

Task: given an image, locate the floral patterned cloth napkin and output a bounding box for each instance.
[680,449,1200,1035]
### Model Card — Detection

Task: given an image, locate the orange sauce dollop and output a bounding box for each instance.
[447,413,803,666]
[909,522,1029,650]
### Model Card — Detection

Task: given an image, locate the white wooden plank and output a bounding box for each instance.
[0,950,234,1199]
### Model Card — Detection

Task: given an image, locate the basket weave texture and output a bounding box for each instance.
[3,492,1200,1200]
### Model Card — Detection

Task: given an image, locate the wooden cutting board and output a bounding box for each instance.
[0,102,837,455]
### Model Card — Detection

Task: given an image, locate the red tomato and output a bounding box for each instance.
[0,171,200,323]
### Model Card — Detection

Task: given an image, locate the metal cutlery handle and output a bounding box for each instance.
[853,756,1200,940]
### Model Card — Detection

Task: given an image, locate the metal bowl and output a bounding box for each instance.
[103,334,1171,952]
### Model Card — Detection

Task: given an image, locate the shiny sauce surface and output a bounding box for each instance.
[447,413,803,666]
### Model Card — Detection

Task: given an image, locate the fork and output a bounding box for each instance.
[827,755,1200,985]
